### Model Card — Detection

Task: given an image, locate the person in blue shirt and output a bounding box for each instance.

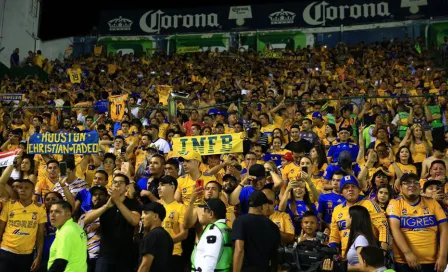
[74,170,108,216]
[324,151,361,186]
[228,164,284,215]
[327,126,359,163]
[318,170,345,230]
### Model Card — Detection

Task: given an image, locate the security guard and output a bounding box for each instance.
[191,198,232,272]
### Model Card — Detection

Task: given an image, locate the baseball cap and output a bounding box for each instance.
[142,202,167,221]
[204,198,227,220]
[423,180,442,192]
[281,152,294,162]
[339,175,360,192]
[222,174,237,183]
[312,112,323,120]
[159,175,178,188]
[178,151,203,163]
[90,185,108,195]
[248,191,269,207]
[249,164,267,179]
[208,108,218,115]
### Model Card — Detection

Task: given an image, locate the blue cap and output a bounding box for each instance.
[208,108,218,115]
[339,175,360,192]
[312,112,323,120]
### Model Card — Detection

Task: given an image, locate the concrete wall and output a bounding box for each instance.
[0,0,40,67]
[38,37,73,61]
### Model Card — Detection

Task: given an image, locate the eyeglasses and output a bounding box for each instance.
[111,180,126,185]
[401,180,420,186]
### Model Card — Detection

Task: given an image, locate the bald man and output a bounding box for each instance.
[262,189,295,245]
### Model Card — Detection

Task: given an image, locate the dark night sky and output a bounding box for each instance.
[39,0,289,41]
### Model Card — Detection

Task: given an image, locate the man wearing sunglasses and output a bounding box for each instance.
[387,173,448,272]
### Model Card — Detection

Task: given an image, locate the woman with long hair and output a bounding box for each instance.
[19,155,37,184]
[364,168,393,200]
[374,184,393,212]
[389,146,417,190]
[400,123,432,176]
[278,179,317,235]
[322,123,338,152]
[345,205,378,270]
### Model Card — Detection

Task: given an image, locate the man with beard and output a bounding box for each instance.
[74,170,109,216]
[221,174,238,227]
[139,154,165,204]
[229,164,284,215]
[387,173,448,272]
[57,117,76,133]
[329,175,390,256]
[79,185,108,272]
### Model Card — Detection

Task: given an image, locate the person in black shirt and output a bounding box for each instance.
[139,202,173,272]
[232,191,280,272]
[285,125,313,153]
[84,173,141,272]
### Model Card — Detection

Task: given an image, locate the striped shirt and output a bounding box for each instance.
[79,215,101,259]
[53,178,89,199]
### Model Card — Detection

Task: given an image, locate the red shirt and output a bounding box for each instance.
[184,121,204,136]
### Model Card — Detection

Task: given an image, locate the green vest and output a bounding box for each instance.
[427,105,444,128]
[398,111,409,138]
[191,222,233,272]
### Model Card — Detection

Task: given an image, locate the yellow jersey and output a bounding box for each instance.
[177,174,216,205]
[67,68,82,84]
[269,210,295,236]
[281,163,302,182]
[35,154,63,185]
[313,125,326,141]
[329,197,390,257]
[35,178,57,201]
[388,163,417,178]
[109,94,128,122]
[386,196,447,264]
[160,200,186,256]
[0,200,47,254]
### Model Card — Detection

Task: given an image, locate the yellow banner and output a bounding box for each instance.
[261,52,306,61]
[156,85,172,106]
[173,133,243,156]
[177,46,201,54]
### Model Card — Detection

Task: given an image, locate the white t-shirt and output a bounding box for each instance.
[152,138,171,154]
[347,235,369,266]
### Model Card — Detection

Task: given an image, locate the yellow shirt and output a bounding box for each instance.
[313,125,326,141]
[386,196,447,264]
[177,174,216,205]
[67,68,82,84]
[269,210,295,235]
[330,198,390,257]
[159,123,169,139]
[160,200,186,256]
[35,178,57,201]
[281,163,301,182]
[388,163,417,178]
[413,142,430,163]
[0,200,47,254]
[35,154,63,185]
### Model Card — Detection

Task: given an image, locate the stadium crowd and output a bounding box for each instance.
[0,37,447,272]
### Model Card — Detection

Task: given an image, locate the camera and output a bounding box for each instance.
[278,240,347,272]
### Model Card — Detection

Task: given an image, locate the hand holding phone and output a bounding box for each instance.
[195,179,204,189]
[59,162,67,177]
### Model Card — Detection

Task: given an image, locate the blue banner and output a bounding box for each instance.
[28,131,99,154]
[0,94,22,102]
[264,153,282,167]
